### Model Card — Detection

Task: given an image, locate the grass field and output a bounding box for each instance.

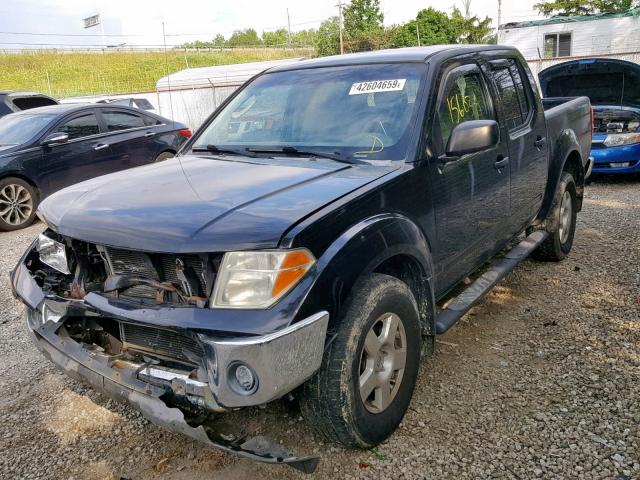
[0,48,312,98]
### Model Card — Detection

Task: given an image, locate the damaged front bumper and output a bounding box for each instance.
[12,258,328,473]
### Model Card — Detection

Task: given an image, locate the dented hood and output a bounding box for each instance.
[39,155,395,253]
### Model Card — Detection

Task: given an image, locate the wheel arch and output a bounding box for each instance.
[297,213,436,342]
[537,133,585,223]
[0,172,41,200]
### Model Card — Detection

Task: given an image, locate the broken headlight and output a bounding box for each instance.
[211,249,315,308]
[603,132,640,147]
[37,233,70,275]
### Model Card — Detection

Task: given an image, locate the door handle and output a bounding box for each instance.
[144,132,155,138]
[534,136,546,149]
[93,143,109,151]
[494,156,509,170]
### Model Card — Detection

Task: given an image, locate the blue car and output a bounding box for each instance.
[539,58,640,175]
[0,104,191,231]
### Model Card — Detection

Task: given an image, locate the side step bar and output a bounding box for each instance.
[435,231,548,334]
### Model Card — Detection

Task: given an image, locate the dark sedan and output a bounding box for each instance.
[0,104,191,230]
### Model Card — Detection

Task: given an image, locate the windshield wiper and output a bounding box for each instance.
[246,146,364,164]
[192,144,259,158]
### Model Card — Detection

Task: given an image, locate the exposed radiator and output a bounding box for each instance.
[119,322,204,365]
[102,247,210,300]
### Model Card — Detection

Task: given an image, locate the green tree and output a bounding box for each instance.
[262,28,288,46]
[291,29,318,47]
[213,34,226,47]
[227,29,263,47]
[533,0,635,16]
[315,17,341,56]
[343,0,385,51]
[391,7,493,48]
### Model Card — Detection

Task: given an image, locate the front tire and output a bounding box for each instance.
[0,177,38,231]
[530,171,577,261]
[300,274,421,448]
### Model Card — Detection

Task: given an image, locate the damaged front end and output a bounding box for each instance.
[12,231,328,474]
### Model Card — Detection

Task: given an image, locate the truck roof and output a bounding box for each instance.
[268,45,514,72]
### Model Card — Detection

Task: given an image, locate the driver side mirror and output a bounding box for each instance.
[445,120,499,158]
[41,132,69,147]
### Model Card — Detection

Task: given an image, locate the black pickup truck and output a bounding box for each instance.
[11,45,591,473]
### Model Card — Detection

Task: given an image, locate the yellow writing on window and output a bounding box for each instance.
[446,93,479,124]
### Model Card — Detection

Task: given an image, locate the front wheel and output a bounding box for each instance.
[300,274,421,448]
[530,171,577,261]
[0,177,38,231]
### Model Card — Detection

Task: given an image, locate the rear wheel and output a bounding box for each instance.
[0,177,38,231]
[530,172,577,261]
[300,274,421,448]
[154,151,175,163]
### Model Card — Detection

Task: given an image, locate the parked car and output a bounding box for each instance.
[0,91,58,118]
[95,97,158,115]
[540,58,640,175]
[0,104,191,231]
[11,45,591,473]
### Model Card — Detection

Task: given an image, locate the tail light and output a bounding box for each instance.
[589,106,594,136]
[179,129,192,138]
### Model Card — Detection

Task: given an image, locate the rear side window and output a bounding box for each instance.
[436,70,494,151]
[103,110,145,131]
[493,60,532,131]
[12,96,57,111]
[57,113,100,140]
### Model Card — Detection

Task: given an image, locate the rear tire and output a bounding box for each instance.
[530,172,577,262]
[154,151,175,163]
[300,274,421,448]
[0,177,38,232]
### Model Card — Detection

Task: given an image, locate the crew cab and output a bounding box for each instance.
[11,46,591,473]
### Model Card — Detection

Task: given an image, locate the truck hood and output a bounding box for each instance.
[39,155,397,253]
[539,59,640,108]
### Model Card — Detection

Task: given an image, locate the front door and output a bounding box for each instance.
[428,63,511,295]
[41,111,115,194]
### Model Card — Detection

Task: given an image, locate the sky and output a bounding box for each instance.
[0,0,544,49]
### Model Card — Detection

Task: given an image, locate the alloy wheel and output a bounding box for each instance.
[358,312,407,414]
[0,183,33,226]
[558,190,572,244]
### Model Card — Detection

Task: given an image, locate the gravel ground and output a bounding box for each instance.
[0,176,638,480]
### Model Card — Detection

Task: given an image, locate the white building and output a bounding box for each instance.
[499,9,640,77]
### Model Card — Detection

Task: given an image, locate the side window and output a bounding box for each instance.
[57,113,100,140]
[436,71,493,151]
[103,110,146,131]
[493,60,532,131]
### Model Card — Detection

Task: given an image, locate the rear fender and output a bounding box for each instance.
[537,129,584,222]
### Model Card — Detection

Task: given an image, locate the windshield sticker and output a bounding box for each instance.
[349,79,406,95]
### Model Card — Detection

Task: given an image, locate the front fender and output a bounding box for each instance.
[296,213,435,336]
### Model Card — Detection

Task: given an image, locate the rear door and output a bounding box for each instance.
[41,110,114,193]
[428,62,511,293]
[97,108,162,168]
[489,57,548,233]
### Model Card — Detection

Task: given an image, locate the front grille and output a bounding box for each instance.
[119,322,204,365]
[102,247,214,301]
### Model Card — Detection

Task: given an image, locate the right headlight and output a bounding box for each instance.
[211,249,315,308]
[603,132,640,147]
[37,233,71,275]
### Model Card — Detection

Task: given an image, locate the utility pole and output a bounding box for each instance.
[497,0,502,42]
[287,8,291,46]
[416,23,421,46]
[336,0,344,54]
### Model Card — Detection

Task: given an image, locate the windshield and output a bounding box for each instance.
[0,112,56,145]
[193,63,426,161]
